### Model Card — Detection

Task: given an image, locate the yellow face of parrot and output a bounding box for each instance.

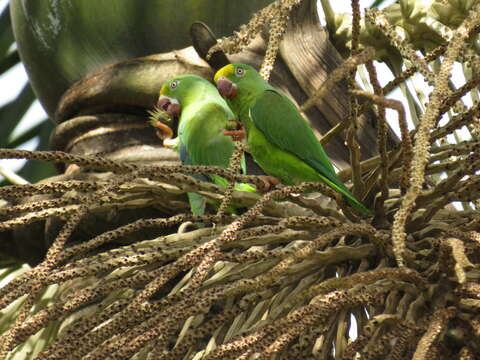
[159,83,168,95]
[157,81,182,117]
[214,64,240,100]
[213,64,235,83]
[214,63,257,101]
[149,80,182,141]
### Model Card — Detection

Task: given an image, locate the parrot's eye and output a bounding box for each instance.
[235,67,245,77]
[170,80,180,90]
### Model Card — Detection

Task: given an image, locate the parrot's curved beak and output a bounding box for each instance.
[216,77,237,99]
[157,95,182,117]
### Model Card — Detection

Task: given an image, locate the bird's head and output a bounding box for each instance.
[214,63,259,100]
[149,76,187,140]
[152,74,214,140]
[158,79,182,118]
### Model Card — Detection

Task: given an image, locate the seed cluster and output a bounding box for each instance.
[207,0,302,80]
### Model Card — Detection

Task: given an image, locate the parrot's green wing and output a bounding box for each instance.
[250,89,370,215]
[251,90,336,174]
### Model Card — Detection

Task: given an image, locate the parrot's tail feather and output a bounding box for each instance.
[315,173,372,216]
[345,196,372,216]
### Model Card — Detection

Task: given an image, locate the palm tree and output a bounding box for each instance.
[1,0,479,358]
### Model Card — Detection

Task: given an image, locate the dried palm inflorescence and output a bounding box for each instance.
[207,0,302,81]
[1,0,480,359]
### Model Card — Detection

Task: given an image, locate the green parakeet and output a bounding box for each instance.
[214,63,371,215]
[151,74,253,215]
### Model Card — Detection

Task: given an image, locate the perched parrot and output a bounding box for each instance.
[150,74,254,215]
[214,63,371,215]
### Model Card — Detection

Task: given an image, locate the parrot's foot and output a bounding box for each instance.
[224,129,246,141]
[150,119,174,140]
[257,176,280,193]
[224,122,245,141]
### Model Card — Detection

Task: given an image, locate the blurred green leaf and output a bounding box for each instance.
[0,84,35,146]
[0,4,13,57]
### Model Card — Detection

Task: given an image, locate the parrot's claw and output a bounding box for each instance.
[257,176,280,193]
[154,130,164,141]
[150,119,174,141]
[224,121,245,141]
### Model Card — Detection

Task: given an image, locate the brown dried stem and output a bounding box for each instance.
[391,3,480,266]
